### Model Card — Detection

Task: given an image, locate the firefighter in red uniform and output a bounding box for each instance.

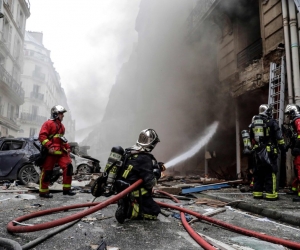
[38,105,75,198]
[285,104,300,202]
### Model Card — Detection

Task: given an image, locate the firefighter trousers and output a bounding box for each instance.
[293,155,300,196]
[253,165,278,200]
[39,153,73,194]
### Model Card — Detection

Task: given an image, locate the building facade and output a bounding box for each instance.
[0,0,30,137]
[186,0,299,184]
[18,31,75,141]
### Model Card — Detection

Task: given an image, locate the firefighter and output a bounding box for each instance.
[249,104,285,201]
[241,116,255,192]
[114,128,165,223]
[38,105,75,198]
[284,104,300,202]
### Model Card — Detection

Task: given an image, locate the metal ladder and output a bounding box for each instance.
[268,56,285,126]
[268,56,286,188]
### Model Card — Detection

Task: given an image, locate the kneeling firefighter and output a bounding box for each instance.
[95,128,165,224]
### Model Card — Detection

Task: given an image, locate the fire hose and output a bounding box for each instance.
[156,190,216,250]
[6,179,300,250]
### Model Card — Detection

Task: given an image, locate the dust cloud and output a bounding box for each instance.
[81,0,236,176]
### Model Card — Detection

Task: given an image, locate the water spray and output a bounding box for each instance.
[165,121,219,168]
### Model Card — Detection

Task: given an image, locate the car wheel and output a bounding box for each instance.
[18,165,40,185]
[77,164,92,174]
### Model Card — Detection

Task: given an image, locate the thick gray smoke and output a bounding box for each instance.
[82,0,236,175]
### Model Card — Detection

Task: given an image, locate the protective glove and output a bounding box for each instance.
[243,148,252,155]
[153,168,161,180]
[158,162,166,172]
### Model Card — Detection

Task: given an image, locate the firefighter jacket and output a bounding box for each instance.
[291,116,300,155]
[120,150,158,194]
[39,119,70,155]
[250,115,285,152]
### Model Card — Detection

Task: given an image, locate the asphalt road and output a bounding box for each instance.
[0,187,300,250]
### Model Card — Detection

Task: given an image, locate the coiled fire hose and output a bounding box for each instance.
[6,179,300,250]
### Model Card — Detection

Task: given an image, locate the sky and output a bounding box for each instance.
[26,0,141,130]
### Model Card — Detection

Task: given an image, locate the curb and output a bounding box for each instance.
[197,193,300,227]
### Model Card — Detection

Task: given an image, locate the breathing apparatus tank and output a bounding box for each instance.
[103,146,125,196]
[241,130,251,154]
[252,115,265,143]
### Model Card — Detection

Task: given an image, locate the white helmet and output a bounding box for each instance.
[285,104,300,120]
[259,104,273,118]
[134,128,160,152]
[50,105,67,120]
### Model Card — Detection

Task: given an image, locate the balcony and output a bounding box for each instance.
[186,0,216,42]
[30,91,44,101]
[0,64,24,105]
[20,112,47,125]
[237,39,263,68]
[32,70,46,81]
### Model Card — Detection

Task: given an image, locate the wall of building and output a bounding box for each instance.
[0,0,30,137]
[18,31,75,141]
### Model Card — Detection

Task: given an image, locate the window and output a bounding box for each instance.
[13,37,21,59]
[10,105,14,121]
[17,4,24,30]
[32,105,38,120]
[29,128,37,137]
[1,141,24,151]
[33,84,40,93]
[33,65,45,80]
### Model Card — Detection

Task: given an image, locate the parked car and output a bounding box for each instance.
[69,142,101,173]
[0,137,40,185]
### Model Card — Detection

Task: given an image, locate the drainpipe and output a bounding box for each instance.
[282,0,294,103]
[236,102,241,179]
[288,0,300,105]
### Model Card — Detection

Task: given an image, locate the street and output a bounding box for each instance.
[1,186,300,250]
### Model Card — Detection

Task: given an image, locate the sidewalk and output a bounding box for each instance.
[196,187,300,227]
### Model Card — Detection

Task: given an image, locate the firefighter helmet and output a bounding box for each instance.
[285,104,300,120]
[135,128,160,152]
[259,104,273,118]
[50,105,67,119]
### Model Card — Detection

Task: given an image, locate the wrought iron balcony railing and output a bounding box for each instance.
[20,112,47,124]
[0,64,24,100]
[237,39,263,68]
[186,0,216,41]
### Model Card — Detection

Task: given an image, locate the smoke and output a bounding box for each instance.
[165,121,219,168]
[83,0,236,175]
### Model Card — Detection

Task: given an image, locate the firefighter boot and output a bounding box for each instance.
[39,193,53,198]
[63,190,76,196]
[293,196,300,202]
[115,198,130,224]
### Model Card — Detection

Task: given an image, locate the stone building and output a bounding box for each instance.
[186,0,300,184]
[18,31,75,141]
[0,0,30,137]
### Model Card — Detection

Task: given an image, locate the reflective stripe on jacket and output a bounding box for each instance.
[39,119,70,153]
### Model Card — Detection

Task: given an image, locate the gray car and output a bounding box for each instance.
[0,137,40,185]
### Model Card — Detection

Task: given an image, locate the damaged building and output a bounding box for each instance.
[184,0,299,184]
[83,0,300,186]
